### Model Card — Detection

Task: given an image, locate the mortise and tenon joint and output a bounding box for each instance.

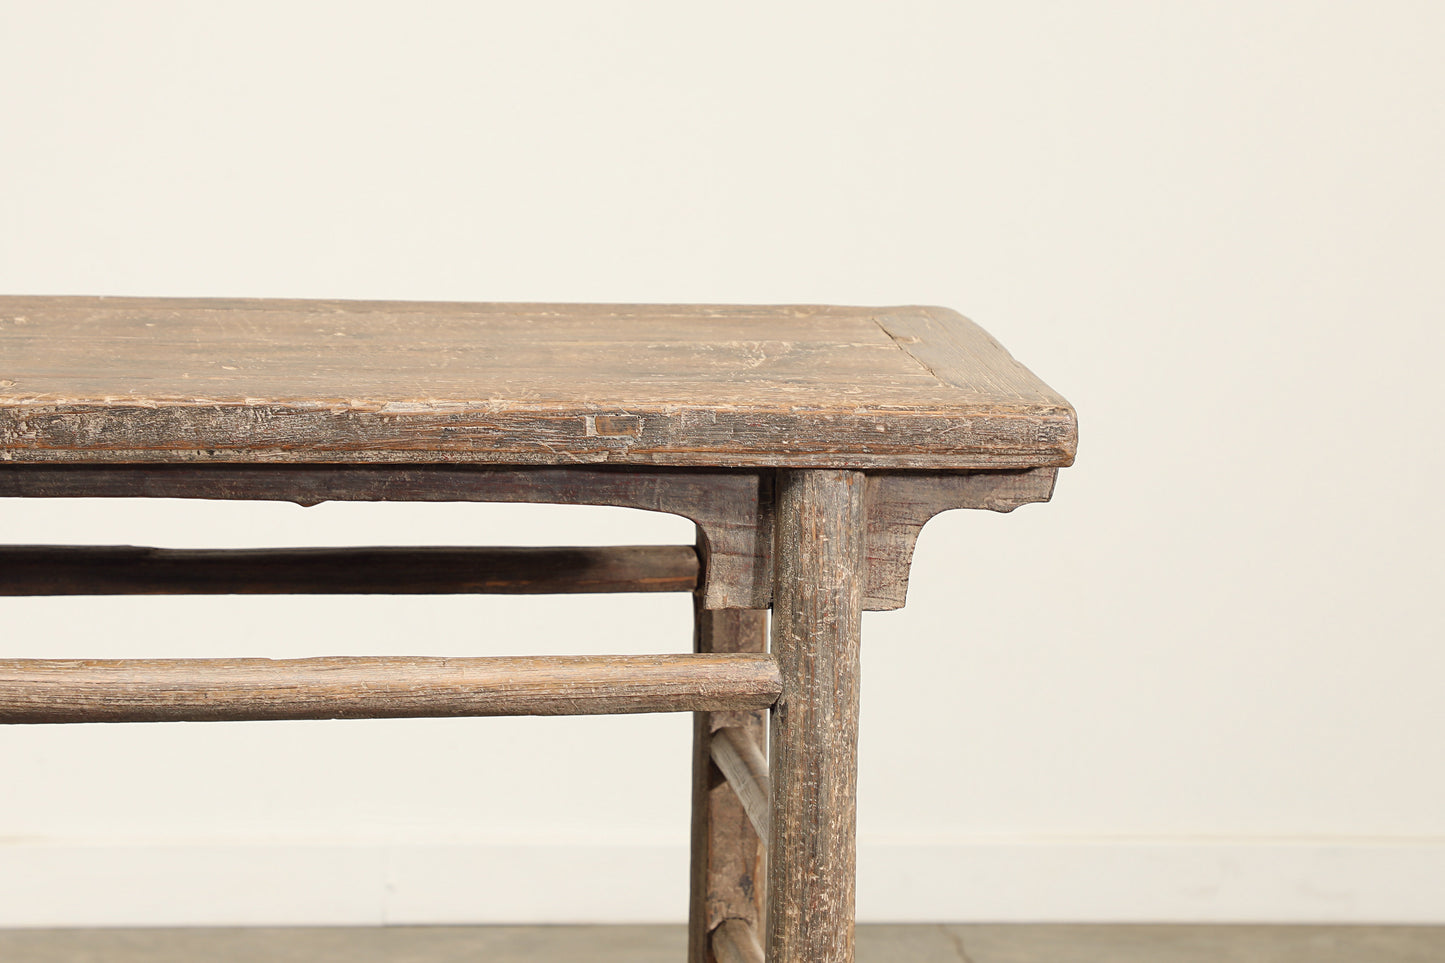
[0,298,1075,963]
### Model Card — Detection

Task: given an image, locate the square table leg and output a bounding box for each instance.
[765,469,866,963]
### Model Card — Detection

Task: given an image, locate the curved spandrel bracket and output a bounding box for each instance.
[863,468,1058,610]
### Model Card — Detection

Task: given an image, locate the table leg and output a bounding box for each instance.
[689,600,769,962]
[765,469,866,963]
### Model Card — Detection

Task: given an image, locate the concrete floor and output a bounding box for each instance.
[0,925,1442,962]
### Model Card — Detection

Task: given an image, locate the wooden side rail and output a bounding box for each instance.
[0,654,781,724]
[0,545,698,596]
[711,725,771,840]
[712,918,766,963]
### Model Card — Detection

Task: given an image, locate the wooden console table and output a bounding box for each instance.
[0,297,1076,962]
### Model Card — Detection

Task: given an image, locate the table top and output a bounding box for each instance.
[0,297,1075,470]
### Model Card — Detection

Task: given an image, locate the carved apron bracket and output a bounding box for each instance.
[0,464,1056,612]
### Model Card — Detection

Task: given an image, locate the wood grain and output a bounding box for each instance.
[710,725,771,841]
[0,464,769,609]
[0,545,697,596]
[864,467,1058,609]
[0,297,1076,470]
[0,297,1080,954]
[766,470,866,963]
[0,654,782,723]
[688,605,769,963]
[712,919,766,963]
[0,463,1065,611]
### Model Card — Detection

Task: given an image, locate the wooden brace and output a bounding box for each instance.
[0,464,1056,610]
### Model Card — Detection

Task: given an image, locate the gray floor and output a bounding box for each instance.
[0,925,1442,962]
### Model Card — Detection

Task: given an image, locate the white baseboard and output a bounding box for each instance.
[2,837,1442,927]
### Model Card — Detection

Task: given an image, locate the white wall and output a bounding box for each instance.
[1,1,1442,925]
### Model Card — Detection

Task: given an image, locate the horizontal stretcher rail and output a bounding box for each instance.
[0,654,781,724]
[0,545,698,596]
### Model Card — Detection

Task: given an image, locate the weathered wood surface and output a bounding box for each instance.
[712,918,766,963]
[0,544,697,596]
[863,467,1057,609]
[767,470,865,963]
[711,726,771,842]
[0,463,1060,610]
[0,653,782,724]
[0,297,1075,470]
[0,464,768,609]
[688,605,769,963]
